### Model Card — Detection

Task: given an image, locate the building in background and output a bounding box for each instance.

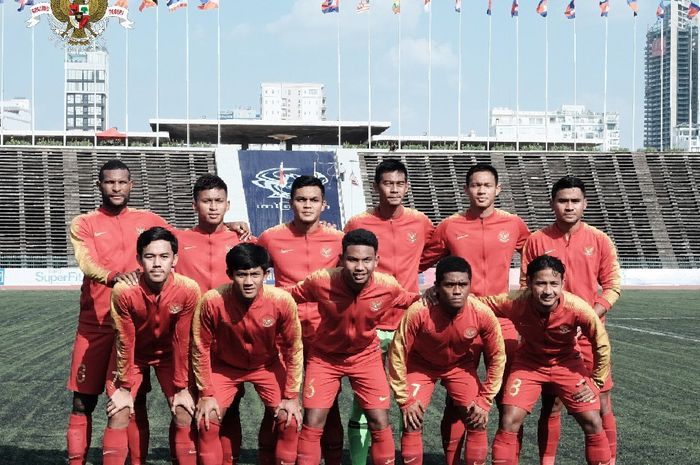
[490,105,620,151]
[220,106,258,120]
[645,0,698,150]
[260,83,326,122]
[0,99,31,131]
[65,48,109,132]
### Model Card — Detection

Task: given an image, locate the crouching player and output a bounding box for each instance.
[483,255,612,465]
[193,243,303,465]
[388,256,505,465]
[102,227,200,465]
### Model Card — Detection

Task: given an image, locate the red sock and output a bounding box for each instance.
[171,423,197,465]
[538,413,561,465]
[258,410,277,465]
[67,413,91,465]
[198,420,223,465]
[221,409,242,465]
[297,425,324,465]
[400,431,423,465]
[275,416,299,465]
[585,432,611,465]
[321,402,344,465]
[602,412,617,463]
[370,427,395,465]
[441,407,465,465]
[492,429,519,465]
[465,429,487,465]
[128,409,149,465]
[102,427,128,465]
[516,426,523,459]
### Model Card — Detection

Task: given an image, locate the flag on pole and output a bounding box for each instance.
[565,0,575,19]
[198,0,218,11]
[690,1,700,19]
[321,0,339,14]
[455,0,461,13]
[626,0,638,17]
[656,1,666,18]
[424,0,430,12]
[15,0,34,12]
[511,0,518,17]
[536,0,547,17]
[167,0,186,12]
[392,0,400,14]
[599,0,609,17]
[356,0,369,13]
[486,0,492,16]
[139,0,157,12]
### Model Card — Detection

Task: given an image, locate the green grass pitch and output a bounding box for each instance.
[0,290,698,465]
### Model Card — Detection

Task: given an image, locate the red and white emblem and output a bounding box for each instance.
[407,231,417,244]
[498,230,511,243]
[583,246,594,257]
[169,304,182,314]
[370,300,382,312]
[559,325,572,334]
[261,316,275,327]
[464,327,478,339]
[320,247,332,258]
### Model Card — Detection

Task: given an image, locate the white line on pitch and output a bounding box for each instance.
[609,317,700,321]
[606,323,700,343]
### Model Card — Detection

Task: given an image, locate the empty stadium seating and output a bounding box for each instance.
[359,151,700,268]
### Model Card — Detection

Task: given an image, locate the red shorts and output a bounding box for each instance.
[578,336,614,392]
[67,326,115,395]
[406,362,480,408]
[106,358,177,400]
[209,359,286,410]
[303,347,390,410]
[501,358,601,414]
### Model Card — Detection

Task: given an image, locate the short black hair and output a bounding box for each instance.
[466,163,499,185]
[137,226,178,256]
[342,228,379,254]
[435,256,472,283]
[226,243,271,272]
[374,159,408,184]
[291,175,325,199]
[99,159,130,182]
[193,173,228,201]
[526,254,566,280]
[551,175,586,200]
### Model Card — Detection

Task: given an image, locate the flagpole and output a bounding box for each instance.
[398,8,402,150]
[659,17,663,151]
[603,15,609,151]
[457,4,462,151]
[217,2,221,146]
[516,14,520,152]
[156,5,160,147]
[186,3,190,147]
[278,161,284,224]
[126,27,129,147]
[93,43,98,147]
[63,48,67,146]
[367,5,372,148]
[0,1,4,146]
[573,13,578,152]
[31,27,35,146]
[545,14,549,151]
[428,3,432,150]
[632,15,637,151]
[487,12,492,151]
[337,11,342,147]
[689,21,693,144]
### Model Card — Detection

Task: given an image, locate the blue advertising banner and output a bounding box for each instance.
[238,151,341,235]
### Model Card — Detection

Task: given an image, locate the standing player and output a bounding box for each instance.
[286,229,421,465]
[420,163,530,464]
[484,254,612,465]
[67,160,169,465]
[520,176,621,465]
[388,256,506,465]
[193,243,303,465]
[102,227,199,465]
[256,175,345,465]
[343,159,434,465]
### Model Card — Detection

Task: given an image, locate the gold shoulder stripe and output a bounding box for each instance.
[173,273,201,292]
[373,271,400,287]
[263,285,296,305]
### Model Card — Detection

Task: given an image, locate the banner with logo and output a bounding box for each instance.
[237,151,341,236]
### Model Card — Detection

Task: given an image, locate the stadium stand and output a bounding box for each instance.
[0,147,216,268]
[359,151,700,268]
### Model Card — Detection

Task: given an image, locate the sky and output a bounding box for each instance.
[1,0,666,149]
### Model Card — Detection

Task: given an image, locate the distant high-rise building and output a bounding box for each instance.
[645,0,698,150]
[0,98,31,131]
[65,48,109,131]
[260,83,326,121]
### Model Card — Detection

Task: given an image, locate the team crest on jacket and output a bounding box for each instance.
[498,231,511,243]
[583,246,594,257]
[407,231,417,244]
[169,304,182,314]
[463,327,478,339]
[261,316,275,327]
[320,247,332,258]
[558,324,572,334]
[370,300,382,312]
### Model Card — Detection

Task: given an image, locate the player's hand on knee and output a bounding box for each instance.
[572,378,598,403]
[276,398,303,431]
[107,387,134,418]
[402,401,425,431]
[171,388,196,417]
[196,396,221,431]
[466,401,488,430]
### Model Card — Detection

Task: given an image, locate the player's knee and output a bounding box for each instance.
[173,406,194,427]
[72,393,98,414]
[303,408,329,429]
[576,411,603,434]
[364,409,390,431]
[498,407,525,433]
[107,408,131,429]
